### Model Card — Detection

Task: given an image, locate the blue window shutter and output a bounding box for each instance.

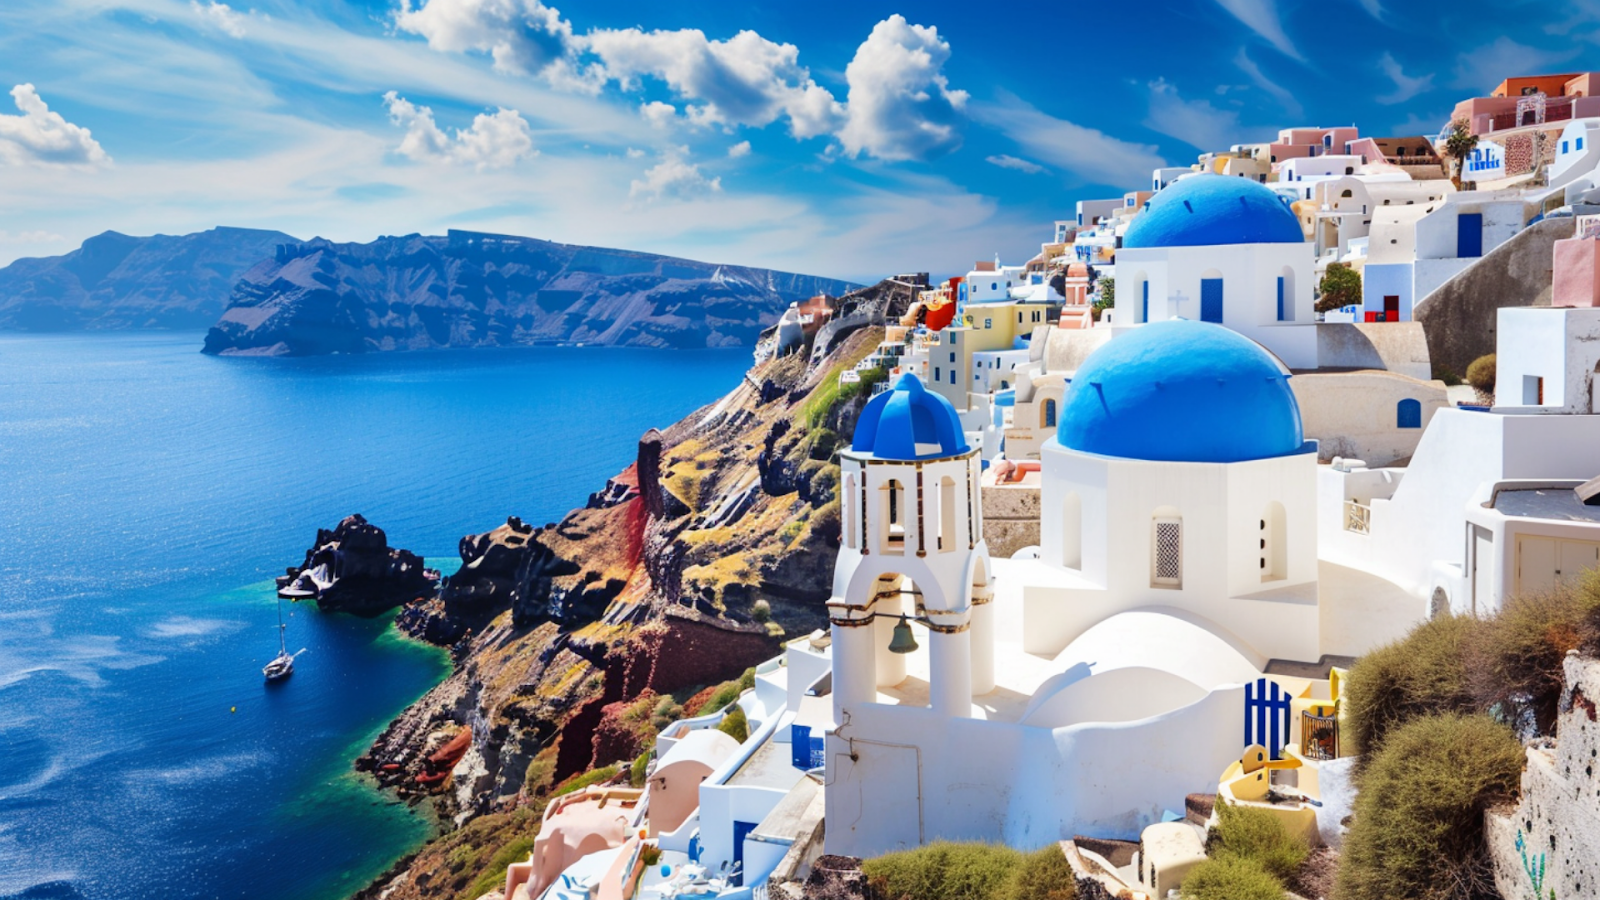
[1276,277,1285,321]
[950,370,956,385]
[1141,281,1149,322]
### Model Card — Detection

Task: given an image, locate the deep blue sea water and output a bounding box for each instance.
[0,333,750,900]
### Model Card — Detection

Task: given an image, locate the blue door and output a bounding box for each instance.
[732,820,758,885]
[1397,399,1421,428]
[1141,280,1149,323]
[1201,278,1224,323]
[1276,277,1285,321]
[1457,213,1483,258]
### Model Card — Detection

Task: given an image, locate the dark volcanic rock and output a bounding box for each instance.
[0,226,296,330]
[201,229,859,356]
[278,514,437,616]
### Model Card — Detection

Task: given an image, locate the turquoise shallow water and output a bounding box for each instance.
[0,333,750,900]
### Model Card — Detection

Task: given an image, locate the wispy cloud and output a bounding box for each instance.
[1211,0,1302,61]
[0,84,111,168]
[727,140,750,158]
[972,92,1164,188]
[1451,37,1579,90]
[1144,78,1245,151]
[190,0,247,39]
[1376,52,1433,105]
[1233,48,1303,120]
[985,154,1043,174]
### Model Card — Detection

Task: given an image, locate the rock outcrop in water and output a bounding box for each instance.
[201,229,859,356]
[351,279,919,900]
[277,514,438,617]
[0,227,296,330]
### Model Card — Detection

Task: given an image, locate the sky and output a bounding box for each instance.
[0,0,1596,281]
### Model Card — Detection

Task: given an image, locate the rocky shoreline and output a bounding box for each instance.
[340,278,914,899]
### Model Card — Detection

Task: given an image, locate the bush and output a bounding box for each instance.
[1467,582,1599,734]
[1206,801,1309,883]
[738,666,757,691]
[465,834,539,900]
[1465,353,1495,395]
[1335,713,1523,900]
[1316,262,1362,313]
[751,599,772,623]
[1010,844,1077,900]
[629,749,651,788]
[862,841,1022,900]
[1340,614,1477,760]
[716,705,749,743]
[1432,365,1462,386]
[1181,856,1286,900]
[553,764,619,797]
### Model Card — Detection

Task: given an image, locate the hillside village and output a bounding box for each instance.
[356,70,1600,900]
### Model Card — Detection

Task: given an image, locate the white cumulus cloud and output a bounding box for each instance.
[727,140,751,158]
[985,154,1043,174]
[191,1,248,38]
[0,84,110,168]
[629,156,721,201]
[836,15,967,162]
[586,27,844,138]
[639,100,677,129]
[394,0,577,76]
[383,91,535,170]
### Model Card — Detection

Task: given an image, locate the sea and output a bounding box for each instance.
[0,332,752,900]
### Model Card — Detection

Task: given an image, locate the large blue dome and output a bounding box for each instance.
[1123,174,1304,249]
[1057,320,1305,463]
[851,374,969,461]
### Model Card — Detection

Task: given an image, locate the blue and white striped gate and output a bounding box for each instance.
[1245,677,1292,759]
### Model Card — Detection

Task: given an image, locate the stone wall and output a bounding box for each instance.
[981,479,1040,559]
[1414,217,1572,379]
[1487,652,1600,900]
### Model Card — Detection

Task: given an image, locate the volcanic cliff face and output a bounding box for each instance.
[0,226,296,330]
[278,514,438,617]
[201,229,859,356]
[352,279,917,900]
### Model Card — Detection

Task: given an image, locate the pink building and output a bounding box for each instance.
[1554,232,1600,309]
[1266,127,1361,163]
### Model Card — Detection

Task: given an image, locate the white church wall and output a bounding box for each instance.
[1018,666,1207,728]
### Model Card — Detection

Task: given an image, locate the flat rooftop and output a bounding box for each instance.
[1494,488,1600,524]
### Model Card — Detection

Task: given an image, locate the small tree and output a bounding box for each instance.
[1316,263,1362,314]
[1465,353,1496,399]
[1091,276,1114,322]
[1443,119,1479,191]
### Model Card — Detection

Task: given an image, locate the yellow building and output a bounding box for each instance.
[929,299,1054,410]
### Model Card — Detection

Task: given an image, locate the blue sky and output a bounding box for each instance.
[0,0,1594,280]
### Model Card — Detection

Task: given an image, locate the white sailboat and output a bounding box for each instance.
[263,594,304,681]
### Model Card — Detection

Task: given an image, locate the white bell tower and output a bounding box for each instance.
[828,374,995,720]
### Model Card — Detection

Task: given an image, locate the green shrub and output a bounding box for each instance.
[738,667,757,691]
[1181,856,1286,900]
[1206,801,1309,882]
[862,841,1022,900]
[1432,365,1462,386]
[553,764,619,797]
[629,749,651,788]
[1335,713,1523,900]
[1010,844,1076,900]
[465,835,537,900]
[1465,353,1496,395]
[1467,582,1598,734]
[751,599,772,622]
[1341,614,1477,760]
[641,844,662,868]
[716,705,749,743]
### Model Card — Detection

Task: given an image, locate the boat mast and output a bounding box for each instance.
[276,596,288,656]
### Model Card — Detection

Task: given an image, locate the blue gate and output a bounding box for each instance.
[1201,278,1224,323]
[790,725,826,770]
[1245,677,1292,759]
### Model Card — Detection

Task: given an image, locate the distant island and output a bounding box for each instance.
[201,230,860,356]
[0,226,296,330]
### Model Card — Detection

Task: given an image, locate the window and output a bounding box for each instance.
[1261,502,1287,582]
[880,479,905,554]
[1017,312,1024,324]
[1397,398,1421,428]
[1200,277,1224,323]
[1457,213,1484,258]
[1043,399,1057,428]
[934,366,941,380]
[1276,277,1285,322]
[984,318,992,329]
[1563,141,1570,154]
[843,473,857,549]
[1152,515,1183,588]
[949,351,956,363]
[938,476,957,552]
[1524,375,1545,405]
[950,370,956,385]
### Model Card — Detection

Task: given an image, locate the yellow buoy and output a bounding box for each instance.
[230,706,237,713]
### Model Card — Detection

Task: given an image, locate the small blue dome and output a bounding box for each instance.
[1058,320,1304,463]
[1123,174,1304,249]
[851,374,969,461]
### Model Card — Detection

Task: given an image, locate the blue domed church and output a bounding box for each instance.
[1030,319,1323,665]
[1116,173,1318,369]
